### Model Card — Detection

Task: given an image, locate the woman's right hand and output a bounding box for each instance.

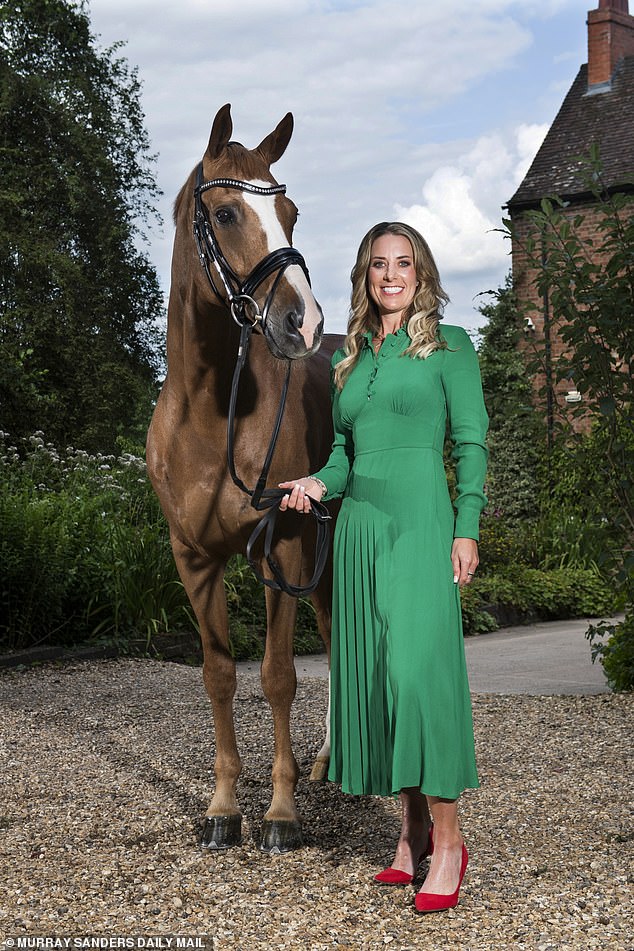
[278,477,324,514]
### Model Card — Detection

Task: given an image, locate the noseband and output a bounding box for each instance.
[192,163,331,597]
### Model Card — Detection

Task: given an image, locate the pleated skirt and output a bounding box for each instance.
[327,447,479,799]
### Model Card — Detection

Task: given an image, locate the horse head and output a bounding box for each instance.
[182,104,324,360]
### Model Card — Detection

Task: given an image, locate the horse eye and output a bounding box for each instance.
[214,207,234,225]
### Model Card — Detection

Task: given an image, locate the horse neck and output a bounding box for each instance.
[165,271,294,422]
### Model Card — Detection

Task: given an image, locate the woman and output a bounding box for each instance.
[280,221,488,914]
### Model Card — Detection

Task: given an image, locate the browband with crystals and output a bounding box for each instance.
[197,177,287,196]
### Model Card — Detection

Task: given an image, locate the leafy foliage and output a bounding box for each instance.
[458,562,614,637]
[0,0,165,450]
[503,152,634,688]
[0,432,323,658]
[587,613,634,692]
[528,426,632,573]
[0,431,185,650]
[1,431,615,656]
[470,564,614,620]
[503,154,633,547]
[458,585,498,636]
[476,277,543,523]
[223,555,322,661]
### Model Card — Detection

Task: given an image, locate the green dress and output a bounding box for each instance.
[312,324,488,799]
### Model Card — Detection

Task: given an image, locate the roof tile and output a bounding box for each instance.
[508,56,634,209]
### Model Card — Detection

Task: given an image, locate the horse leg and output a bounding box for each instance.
[259,581,303,853]
[171,538,242,849]
[308,568,332,782]
[310,682,331,782]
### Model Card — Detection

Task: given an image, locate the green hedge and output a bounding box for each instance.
[0,433,322,658]
[460,564,615,636]
[0,433,189,651]
[0,432,618,661]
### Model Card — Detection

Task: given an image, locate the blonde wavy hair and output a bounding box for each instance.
[333,222,449,391]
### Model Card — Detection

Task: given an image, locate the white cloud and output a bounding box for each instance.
[397,168,501,276]
[394,123,548,321]
[515,123,550,180]
[395,125,548,326]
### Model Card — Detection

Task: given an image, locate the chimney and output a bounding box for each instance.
[587,0,634,86]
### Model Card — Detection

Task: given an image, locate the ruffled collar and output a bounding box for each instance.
[362,326,409,348]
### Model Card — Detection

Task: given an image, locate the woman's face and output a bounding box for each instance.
[366,234,418,324]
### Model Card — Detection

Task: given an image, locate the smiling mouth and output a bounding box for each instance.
[382,286,403,295]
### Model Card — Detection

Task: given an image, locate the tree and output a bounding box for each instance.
[0,0,165,450]
[506,177,633,543]
[476,275,543,524]
[504,155,634,689]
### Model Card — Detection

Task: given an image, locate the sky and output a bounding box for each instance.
[86,0,591,336]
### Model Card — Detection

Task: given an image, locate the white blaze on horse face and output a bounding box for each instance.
[242,182,321,349]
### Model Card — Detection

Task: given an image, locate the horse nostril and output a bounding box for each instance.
[285,310,304,336]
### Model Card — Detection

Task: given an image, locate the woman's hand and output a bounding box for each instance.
[278,477,324,514]
[451,537,479,587]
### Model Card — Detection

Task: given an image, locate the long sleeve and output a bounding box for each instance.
[441,326,489,540]
[310,351,355,500]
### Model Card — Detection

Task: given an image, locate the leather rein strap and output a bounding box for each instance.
[193,164,331,597]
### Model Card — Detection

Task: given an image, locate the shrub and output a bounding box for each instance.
[459,564,616,636]
[0,431,182,651]
[0,432,324,657]
[223,555,323,660]
[470,565,614,621]
[0,432,619,661]
[529,426,630,574]
[477,515,524,572]
[587,612,634,692]
[86,518,192,648]
[0,489,80,647]
[459,585,498,636]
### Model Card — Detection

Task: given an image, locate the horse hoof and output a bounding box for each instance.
[259,819,303,854]
[309,757,329,782]
[200,814,242,849]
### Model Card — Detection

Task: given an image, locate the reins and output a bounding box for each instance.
[193,163,331,597]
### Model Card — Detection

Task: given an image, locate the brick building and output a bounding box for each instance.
[506,0,634,438]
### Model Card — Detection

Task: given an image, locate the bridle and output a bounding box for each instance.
[192,162,331,597]
[193,163,310,330]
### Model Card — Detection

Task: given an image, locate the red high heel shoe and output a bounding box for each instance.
[374,825,434,885]
[414,843,468,913]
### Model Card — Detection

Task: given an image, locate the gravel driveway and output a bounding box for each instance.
[0,659,632,950]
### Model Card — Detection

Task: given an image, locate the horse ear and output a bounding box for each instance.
[255,113,294,166]
[207,104,233,159]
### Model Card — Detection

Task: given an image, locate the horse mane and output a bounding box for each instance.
[172,142,277,225]
[173,180,190,224]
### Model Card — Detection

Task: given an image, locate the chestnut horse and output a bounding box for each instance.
[147,105,340,853]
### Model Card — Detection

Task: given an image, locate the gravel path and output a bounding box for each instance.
[0,659,632,950]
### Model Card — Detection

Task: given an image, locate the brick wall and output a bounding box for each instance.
[510,202,620,435]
